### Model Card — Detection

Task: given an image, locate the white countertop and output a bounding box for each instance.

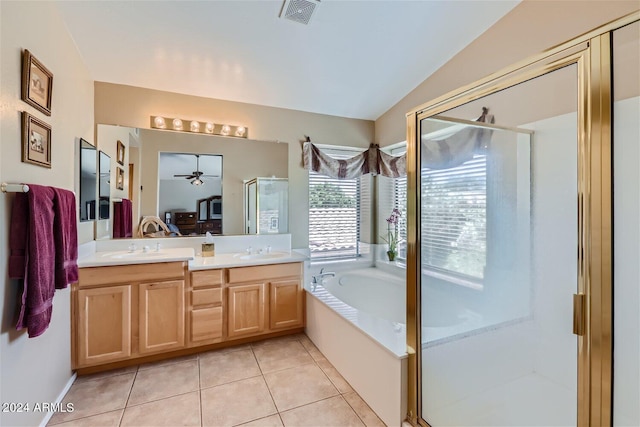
[189,251,307,270]
[78,248,307,269]
[78,247,196,268]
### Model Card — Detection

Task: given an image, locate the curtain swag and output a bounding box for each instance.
[302,108,495,179]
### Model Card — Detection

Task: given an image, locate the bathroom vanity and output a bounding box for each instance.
[72,245,305,372]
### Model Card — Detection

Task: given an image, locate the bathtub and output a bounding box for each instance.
[305,265,481,426]
[305,266,408,427]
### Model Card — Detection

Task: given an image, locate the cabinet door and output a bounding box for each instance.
[269,279,303,330]
[227,283,265,338]
[77,286,131,367]
[139,280,185,354]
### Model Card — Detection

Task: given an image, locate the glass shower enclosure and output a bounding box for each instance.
[244,177,289,234]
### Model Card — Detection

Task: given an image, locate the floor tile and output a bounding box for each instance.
[128,359,199,406]
[48,409,123,426]
[316,358,354,394]
[264,363,339,412]
[48,374,134,424]
[199,348,261,388]
[138,353,198,371]
[74,365,138,384]
[298,338,325,361]
[280,396,365,427]
[120,391,200,427]
[236,414,284,427]
[343,392,386,427]
[253,340,314,373]
[201,376,277,426]
[200,342,251,355]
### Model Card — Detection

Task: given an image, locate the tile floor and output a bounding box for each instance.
[48,334,386,427]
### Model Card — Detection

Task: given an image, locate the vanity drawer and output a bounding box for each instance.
[192,288,222,306]
[190,306,223,342]
[191,269,224,288]
[227,262,302,284]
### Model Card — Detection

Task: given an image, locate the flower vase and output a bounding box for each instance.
[386,250,396,262]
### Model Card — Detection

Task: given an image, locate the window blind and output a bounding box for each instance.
[421,155,487,279]
[390,146,408,259]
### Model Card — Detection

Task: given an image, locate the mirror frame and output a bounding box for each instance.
[98,150,111,220]
[79,138,97,222]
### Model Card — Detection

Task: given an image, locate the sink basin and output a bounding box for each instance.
[101,251,166,259]
[235,252,287,260]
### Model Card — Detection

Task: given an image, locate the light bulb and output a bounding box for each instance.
[221,125,231,135]
[191,178,204,186]
[172,118,183,130]
[153,116,166,128]
[190,121,200,132]
[235,126,246,137]
[205,122,214,133]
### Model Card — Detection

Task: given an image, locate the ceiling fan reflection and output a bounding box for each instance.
[173,154,220,185]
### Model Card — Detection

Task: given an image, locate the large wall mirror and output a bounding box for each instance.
[98,150,111,220]
[79,138,97,222]
[96,124,289,238]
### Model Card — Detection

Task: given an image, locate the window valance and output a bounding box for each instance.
[302,108,495,179]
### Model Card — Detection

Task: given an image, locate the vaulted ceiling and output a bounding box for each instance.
[56,0,519,120]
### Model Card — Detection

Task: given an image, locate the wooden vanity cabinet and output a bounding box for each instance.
[73,262,186,369]
[74,260,303,371]
[189,269,224,345]
[227,262,304,338]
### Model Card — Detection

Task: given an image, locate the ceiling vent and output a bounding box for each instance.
[280,0,320,25]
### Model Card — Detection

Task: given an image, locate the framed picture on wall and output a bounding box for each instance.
[116,167,124,190]
[21,50,53,116]
[21,111,51,168]
[116,140,125,165]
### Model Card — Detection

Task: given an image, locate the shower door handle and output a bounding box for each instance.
[573,293,586,336]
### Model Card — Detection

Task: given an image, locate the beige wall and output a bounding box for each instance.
[94,83,375,247]
[137,128,288,236]
[375,0,639,146]
[0,2,94,426]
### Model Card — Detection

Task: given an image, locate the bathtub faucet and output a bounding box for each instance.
[311,268,335,291]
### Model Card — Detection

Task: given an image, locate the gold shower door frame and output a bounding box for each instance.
[405,11,639,427]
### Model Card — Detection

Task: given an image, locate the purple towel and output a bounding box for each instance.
[53,188,78,289]
[10,184,56,338]
[113,199,133,238]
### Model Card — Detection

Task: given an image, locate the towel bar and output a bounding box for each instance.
[1,183,30,193]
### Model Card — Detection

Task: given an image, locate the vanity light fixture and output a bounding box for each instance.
[150,116,248,139]
[153,116,166,129]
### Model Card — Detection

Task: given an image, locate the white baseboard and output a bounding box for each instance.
[39,372,77,427]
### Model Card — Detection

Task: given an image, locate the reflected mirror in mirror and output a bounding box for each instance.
[98,150,111,219]
[159,153,222,235]
[79,138,97,222]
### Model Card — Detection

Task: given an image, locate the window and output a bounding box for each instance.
[308,150,363,260]
[421,155,487,280]
[390,146,407,260]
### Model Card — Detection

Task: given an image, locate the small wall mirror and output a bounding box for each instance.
[98,150,111,219]
[79,138,97,222]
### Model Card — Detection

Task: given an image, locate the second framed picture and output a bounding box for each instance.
[22,111,51,168]
[116,167,124,190]
[116,140,125,165]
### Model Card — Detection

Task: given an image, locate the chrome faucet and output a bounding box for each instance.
[311,268,336,291]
